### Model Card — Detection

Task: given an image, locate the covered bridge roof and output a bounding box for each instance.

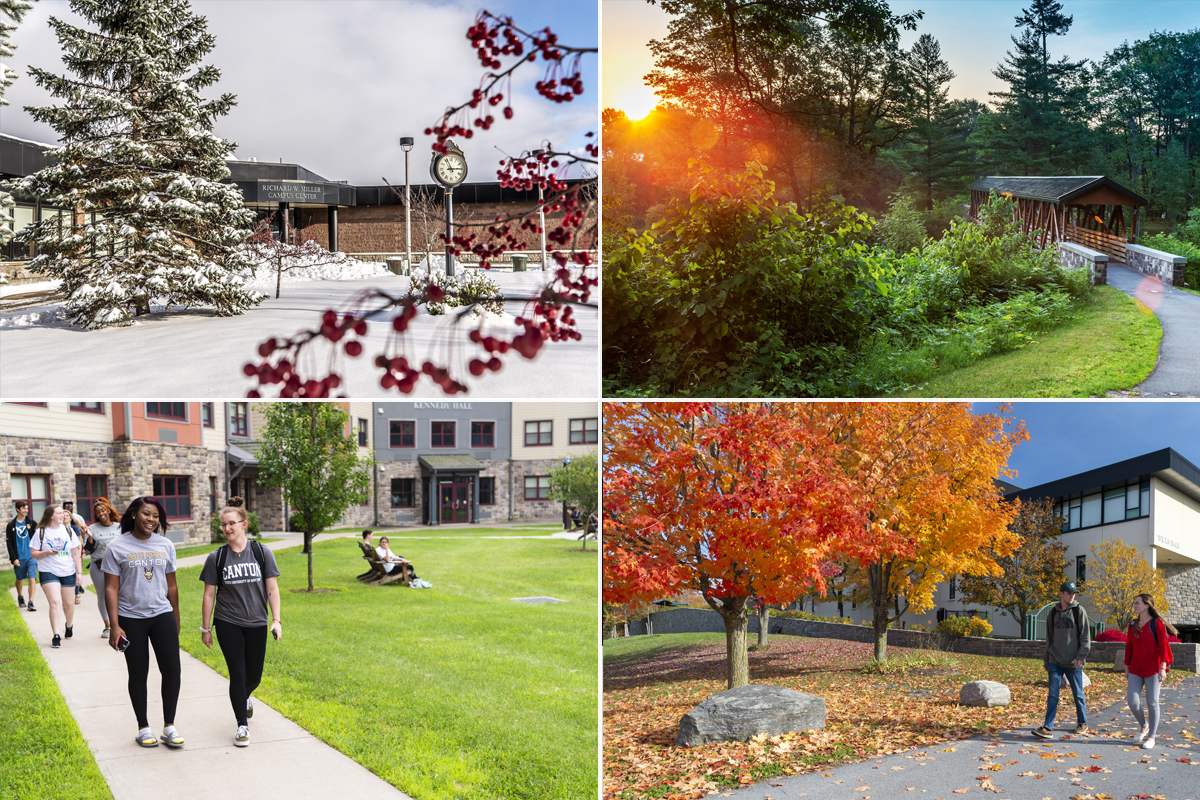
[968,176,1146,206]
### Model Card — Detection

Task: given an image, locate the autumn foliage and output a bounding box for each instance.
[1087,539,1170,630]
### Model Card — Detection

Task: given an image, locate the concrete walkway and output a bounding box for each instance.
[1107,262,1200,396]
[724,673,1200,800]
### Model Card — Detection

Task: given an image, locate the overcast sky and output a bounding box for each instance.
[1,0,598,185]
[604,0,1200,119]
[978,402,1200,489]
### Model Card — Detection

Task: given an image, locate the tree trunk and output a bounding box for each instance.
[757,604,770,647]
[868,559,892,662]
[305,531,314,591]
[711,595,750,689]
[276,261,283,299]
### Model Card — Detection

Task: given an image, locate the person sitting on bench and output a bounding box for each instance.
[375,537,412,578]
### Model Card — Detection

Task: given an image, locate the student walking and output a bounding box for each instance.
[200,498,282,748]
[102,497,184,749]
[5,500,37,611]
[1033,580,1091,739]
[86,498,124,638]
[63,501,90,605]
[1124,593,1177,750]
[28,505,81,647]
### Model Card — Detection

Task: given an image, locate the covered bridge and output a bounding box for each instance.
[968,176,1147,261]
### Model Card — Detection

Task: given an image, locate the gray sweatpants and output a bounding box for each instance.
[88,559,111,626]
[1126,671,1162,738]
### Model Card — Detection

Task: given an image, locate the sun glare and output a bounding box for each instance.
[618,88,659,122]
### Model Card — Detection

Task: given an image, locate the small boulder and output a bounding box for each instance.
[676,685,825,747]
[959,680,1011,708]
[1114,651,1127,672]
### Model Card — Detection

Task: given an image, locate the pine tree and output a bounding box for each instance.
[0,0,35,247]
[11,0,261,328]
[900,34,973,210]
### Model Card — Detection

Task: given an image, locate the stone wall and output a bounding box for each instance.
[1162,563,1200,626]
[1125,243,1187,286]
[633,608,1199,672]
[512,458,569,522]
[1058,242,1108,285]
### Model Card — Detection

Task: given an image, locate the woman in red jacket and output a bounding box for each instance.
[1124,593,1177,750]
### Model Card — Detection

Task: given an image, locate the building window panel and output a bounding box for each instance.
[431,421,455,448]
[1102,486,1124,524]
[1080,493,1101,528]
[69,402,104,414]
[524,420,552,446]
[230,403,249,437]
[210,477,217,513]
[358,418,368,447]
[390,420,415,448]
[479,477,495,505]
[74,475,108,524]
[391,478,416,508]
[146,402,187,421]
[1076,555,1087,584]
[201,402,214,428]
[471,421,494,448]
[569,417,598,444]
[11,474,52,519]
[524,475,550,500]
[152,475,191,520]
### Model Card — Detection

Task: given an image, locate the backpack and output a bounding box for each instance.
[214,540,267,593]
[1129,617,1164,648]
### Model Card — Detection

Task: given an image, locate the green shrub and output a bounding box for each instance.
[936,615,992,637]
[875,195,926,254]
[210,511,262,542]
[921,196,967,239]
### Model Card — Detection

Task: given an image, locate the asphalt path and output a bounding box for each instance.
[1106,262,1200,397]
[721,673,1200,800]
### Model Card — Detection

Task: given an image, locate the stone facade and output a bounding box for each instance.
[1162,563,1200,627]
[375,459,510,526]
[1058,242,1108,285]
[511,458,569,521]
[1126,243,1187,286]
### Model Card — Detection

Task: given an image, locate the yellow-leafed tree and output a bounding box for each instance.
[1087,539,1169,630]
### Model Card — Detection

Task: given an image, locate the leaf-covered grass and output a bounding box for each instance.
[0,594,113,800]
[176,536,597,800]
[603,632,1179,800]
[896,287,1160,397]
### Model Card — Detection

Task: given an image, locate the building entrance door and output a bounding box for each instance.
[439,482,471,523]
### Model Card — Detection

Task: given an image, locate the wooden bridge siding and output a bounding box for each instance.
[964,190,1140,255]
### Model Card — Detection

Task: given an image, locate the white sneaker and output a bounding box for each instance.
[1135,724,1149,742]
[1142,737,1155,750]
[234,725,250,747]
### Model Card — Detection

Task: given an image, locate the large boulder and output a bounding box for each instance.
[676,685,825,747]
[959,680,1011,708]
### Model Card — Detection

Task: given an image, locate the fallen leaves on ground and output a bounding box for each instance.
[603,636,1134,799]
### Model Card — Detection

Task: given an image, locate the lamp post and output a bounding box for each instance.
[533,148,547,270]
[399,136,414,274]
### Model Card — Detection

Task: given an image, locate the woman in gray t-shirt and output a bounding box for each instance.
[86,498,124,638]
[200,498,281,748]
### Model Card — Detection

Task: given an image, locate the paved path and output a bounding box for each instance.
[724,674,1200,800]
[1107,262,1200,396]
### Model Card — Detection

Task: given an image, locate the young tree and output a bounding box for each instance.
[547,451,598,551]
[900,34,973,210]
[1087,539,1169,630]
[256,402,372,592]
[13,0,261,328]
[0,0,35,247]
[245,213,358,300]
[604,402,862,689]
[957,496,1069,636]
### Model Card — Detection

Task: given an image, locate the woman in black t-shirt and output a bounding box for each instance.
[199,498,281,748]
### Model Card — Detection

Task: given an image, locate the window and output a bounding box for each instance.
[7,402,47,407]
[391,478,416,508]
[146,402,187,421]
[153,476,191,520]
[201,402,214,428]
[1057,478,1151,531]
[569,418,598,444]
[524,420,552,446]
[390,420,415,448]
[431,421,455,448]
[1076,555,1086,584]
[524,475,550,500]
[231,403,249,437]
[948,577,956,600]
[11,474,52,519]
[209,477,217,513]
[479,477,495,505]
[75,475,108,524]
[358,418,368,447]
[471,421,494,448]
[69,402,104,414]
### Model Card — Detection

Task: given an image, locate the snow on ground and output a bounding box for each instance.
[0,280,61,298]
[0,267,597,398]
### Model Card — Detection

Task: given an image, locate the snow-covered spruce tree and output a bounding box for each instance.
[0,0,35,250]
[12,0,261,327]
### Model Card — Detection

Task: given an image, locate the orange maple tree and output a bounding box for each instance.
[603,402,863,689]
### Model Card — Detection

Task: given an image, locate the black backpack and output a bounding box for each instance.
[214,540,267,592]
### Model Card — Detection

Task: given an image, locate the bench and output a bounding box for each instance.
[356,540,410,587]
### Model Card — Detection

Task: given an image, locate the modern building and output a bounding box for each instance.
[807,448,1200,642]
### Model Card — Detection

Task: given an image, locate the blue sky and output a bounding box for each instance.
[977,402,1200,489]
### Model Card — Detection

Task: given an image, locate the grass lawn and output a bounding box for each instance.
[173,537,281,560]
[603,632,1181,800]
[0,594,112,800]
[898,286,1160,397]
[176,535,598,800]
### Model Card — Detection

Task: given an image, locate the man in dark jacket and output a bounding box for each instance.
[5,500,37,611]
[1032,580,1091,738]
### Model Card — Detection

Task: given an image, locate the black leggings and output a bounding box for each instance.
[120,612,180,729]
[214,619,268,726]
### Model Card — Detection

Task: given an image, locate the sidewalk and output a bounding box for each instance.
[1107,262,1200,396]
[722,673,1200,800]
[10,580,411,800]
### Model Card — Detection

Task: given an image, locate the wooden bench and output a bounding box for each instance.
[357,540,410,587]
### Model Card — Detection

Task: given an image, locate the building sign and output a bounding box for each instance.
[1155,533,1182,551]
[258,180,324,203]
[413,402,473,410]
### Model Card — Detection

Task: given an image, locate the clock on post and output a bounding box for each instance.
[430,140,468,275]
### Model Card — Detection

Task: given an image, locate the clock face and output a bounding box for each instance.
[436,153,467,185]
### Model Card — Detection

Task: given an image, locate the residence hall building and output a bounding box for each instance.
[1,133,582,268]
[805,448,1200,642]
[373,401,598,526]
